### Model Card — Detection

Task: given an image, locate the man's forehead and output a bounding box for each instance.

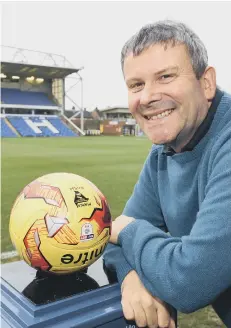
[123,43,191,80]
[124,43,188,61]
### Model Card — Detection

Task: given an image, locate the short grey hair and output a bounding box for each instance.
[121,20,208,79]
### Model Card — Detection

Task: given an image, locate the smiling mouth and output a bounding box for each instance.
[144,109,174,120]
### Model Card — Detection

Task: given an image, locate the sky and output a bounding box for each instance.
[1,1,231,111]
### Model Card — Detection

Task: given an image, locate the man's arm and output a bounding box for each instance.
[103,148,176,327]
[103,147,168,284]
[117,137,231,313]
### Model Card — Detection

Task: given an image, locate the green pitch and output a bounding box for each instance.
[1,136,151,252]
[1,136,223,327]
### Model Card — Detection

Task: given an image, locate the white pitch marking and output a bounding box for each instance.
[1,250,19,260]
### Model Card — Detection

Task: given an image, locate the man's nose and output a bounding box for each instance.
[139,85,162,107]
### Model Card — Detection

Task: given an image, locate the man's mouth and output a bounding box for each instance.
[143,109,174,120]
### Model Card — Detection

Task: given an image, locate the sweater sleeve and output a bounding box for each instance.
[118,137,231,313]
[103,147,168,285]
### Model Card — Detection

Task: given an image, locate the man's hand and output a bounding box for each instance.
[121,270,175,328]
[110,215,135,244]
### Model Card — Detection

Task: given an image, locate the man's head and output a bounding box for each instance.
[122,20,216,151]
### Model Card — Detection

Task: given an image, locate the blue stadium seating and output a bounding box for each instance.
[47,117,77,137]
[6,116,77,137]
[1,88,57,106]
[1,118,18,137]
[7,117,38,137]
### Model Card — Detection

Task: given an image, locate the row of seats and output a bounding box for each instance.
[48,117,77,137]
[1,116,77,137]
[1,88,57,107]
[1,118,18,137]
[7,117,37,137]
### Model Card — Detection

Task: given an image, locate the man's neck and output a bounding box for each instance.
[172,102,211,153]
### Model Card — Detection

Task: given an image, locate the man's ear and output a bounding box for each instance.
[200,66,217,101]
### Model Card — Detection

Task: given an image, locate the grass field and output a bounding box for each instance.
[1,136,224,327]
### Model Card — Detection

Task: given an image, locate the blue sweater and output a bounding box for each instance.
[103,91,231,322]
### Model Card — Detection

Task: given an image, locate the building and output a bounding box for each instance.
[99,107,132,120]
[99,107,137,136]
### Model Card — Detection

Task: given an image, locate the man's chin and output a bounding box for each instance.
[144,126,176,144]
[148,135,175,145]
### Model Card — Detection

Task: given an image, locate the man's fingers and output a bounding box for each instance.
[156,301,171,328]
[168,317,176,328]
[121,300,134,321]
[120,271,173,328]
[122,298,148,328]
[141,297,158,328]
[122,297,173,328]
[132,300,148,327]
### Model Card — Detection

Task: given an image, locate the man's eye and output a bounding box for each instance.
[159,74,175,82]
[129,82,143,92]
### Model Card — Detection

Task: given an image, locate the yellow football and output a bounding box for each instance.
[9,173,111,274]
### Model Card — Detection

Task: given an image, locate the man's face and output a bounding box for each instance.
[123,43,213,151]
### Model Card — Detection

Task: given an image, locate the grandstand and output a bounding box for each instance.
[0,47,85,138]
[0,46,142,138]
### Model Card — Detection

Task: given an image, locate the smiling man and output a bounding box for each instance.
[103,20,231,328]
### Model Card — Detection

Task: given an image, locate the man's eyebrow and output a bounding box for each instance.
[125,78,142,85]
[125,66,178,84]
[154,66,178,76]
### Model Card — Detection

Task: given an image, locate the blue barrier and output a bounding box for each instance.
[0,259,139,328]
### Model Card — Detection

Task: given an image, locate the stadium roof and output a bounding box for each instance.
[1,61,80,79]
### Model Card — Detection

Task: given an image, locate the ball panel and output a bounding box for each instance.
[22,217,52,271]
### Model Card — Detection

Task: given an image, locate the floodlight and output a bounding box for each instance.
[36,78,44,84]
[26,76,35,82]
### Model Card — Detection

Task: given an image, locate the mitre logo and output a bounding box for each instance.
[74,191,89,206]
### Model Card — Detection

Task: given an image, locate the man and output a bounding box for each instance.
[103,20,231,328]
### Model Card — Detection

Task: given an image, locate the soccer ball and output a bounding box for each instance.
[9,173,112,274]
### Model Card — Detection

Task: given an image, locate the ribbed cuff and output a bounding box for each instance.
[115,261,133,285]
[118,220,137,247]
[103,242,133,286]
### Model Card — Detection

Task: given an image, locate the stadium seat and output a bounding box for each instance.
[1,118,18,137]
[6,115,77,137]
[1,88,57,107]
